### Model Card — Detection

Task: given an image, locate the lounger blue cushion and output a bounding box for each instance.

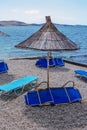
[35,59,42,67]
[51,87,81,104]
[25,87,82,106]
[25,91,40,106]
[40,58,47,68]
[35,58,55,68]
[57,58,64,66]
[54,58,64,67]
[25,88,53,106]
[0,76,38,93]
[35,58,62,68]
[75,70,87,78]
[35,58,47,68]
[49,59,55,67]
[0,62,8,73]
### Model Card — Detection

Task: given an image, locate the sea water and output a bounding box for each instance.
[0,24,87,64]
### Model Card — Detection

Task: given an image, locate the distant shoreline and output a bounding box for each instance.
[0,20,87,26]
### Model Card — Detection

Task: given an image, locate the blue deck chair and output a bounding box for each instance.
[25,88,54,106]
[35,59,42,67]
[41,58,55,68]
[54,58,64,67]
[0,62,8,73]
[24,87,82,107]
[35,58,55,68]
[35,58,47,68]
[49,58,55,67]
[57,58,64,66]
[75,70,87,78]
[40,58,47,68]
[0,75,38,96]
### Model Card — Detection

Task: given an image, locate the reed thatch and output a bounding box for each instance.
[15,16,79,51]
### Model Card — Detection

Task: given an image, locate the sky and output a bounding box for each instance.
[0,0,87,25]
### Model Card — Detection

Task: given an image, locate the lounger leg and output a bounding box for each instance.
[30,80,38,88]
[14,86,25,96]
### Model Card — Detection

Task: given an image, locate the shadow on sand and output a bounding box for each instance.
[24,102,87,130]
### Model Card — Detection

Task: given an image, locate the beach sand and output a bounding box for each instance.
[0,59,87,130]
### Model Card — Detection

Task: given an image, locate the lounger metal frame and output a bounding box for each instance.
[0,76,38,96]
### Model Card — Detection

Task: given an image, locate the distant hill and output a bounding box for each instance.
[0,20,72,27]
[0,20,86,26]
[0,21,29,26]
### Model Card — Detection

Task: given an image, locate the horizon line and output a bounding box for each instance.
[0,20,87,26]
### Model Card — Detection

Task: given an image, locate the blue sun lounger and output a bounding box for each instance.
[0,75,38,96]
[25,87,82,107]
[54,58,64,67]
[35,58,55,68]
[35,58,64,68]
[75,70,87,78]
[0,61,8,73]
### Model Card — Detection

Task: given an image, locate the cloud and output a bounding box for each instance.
[11,8,39,15]
[24,9,39,15]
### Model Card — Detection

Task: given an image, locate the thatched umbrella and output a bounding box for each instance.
[15,16,79,88]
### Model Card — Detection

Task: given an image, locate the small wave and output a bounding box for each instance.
[69,54,87,58]
[65,55,87,65]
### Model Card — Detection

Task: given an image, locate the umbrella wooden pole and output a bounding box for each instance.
[47,51,50,88]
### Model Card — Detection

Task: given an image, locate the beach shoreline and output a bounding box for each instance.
[0,59,87,130]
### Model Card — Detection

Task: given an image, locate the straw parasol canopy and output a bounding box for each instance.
[15,16,79,88]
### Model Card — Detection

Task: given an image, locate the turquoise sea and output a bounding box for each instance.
[0,24,87,64]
